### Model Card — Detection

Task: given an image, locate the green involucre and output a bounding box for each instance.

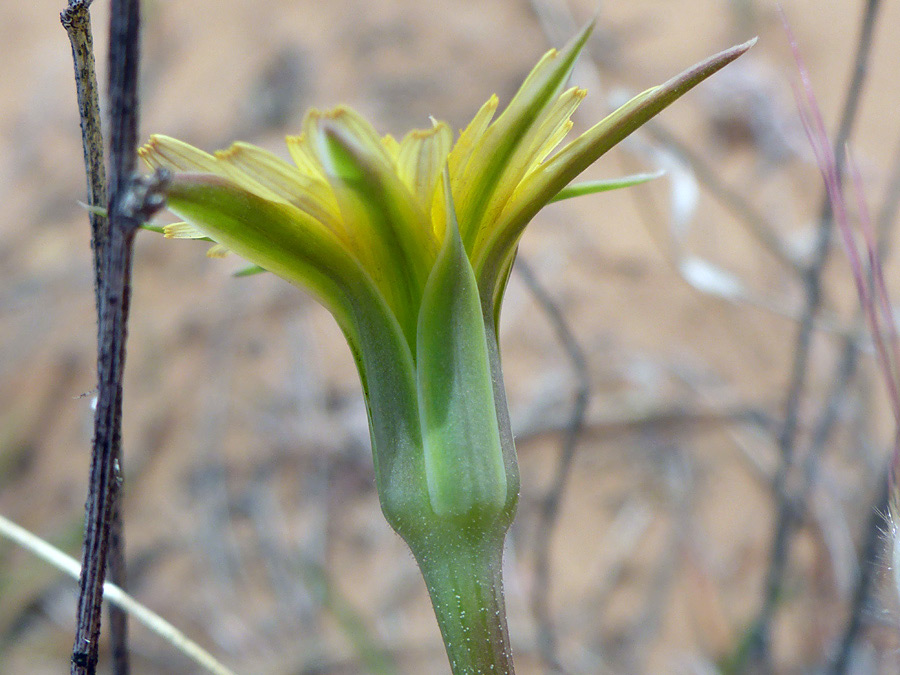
[416,173,507,520]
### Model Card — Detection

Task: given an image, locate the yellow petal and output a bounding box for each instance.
[214,142,342,229]
[163,222,207,239]
[206,243,231,258]
[139,135,222,174]
[471,87,585,254]
[454,22,594,250]
[476,38,758,307]
[381,133,401,159]
[285,132,327,181]
[305,106,396,172]
[396,122,452,214]
[447,94,498,178]
[524,88,585,168]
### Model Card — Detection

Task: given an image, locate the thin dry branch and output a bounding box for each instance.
[797,134,900,530]
[749,1,883,665]
[60,1,129,672]
[61,0,107,307]
[69,0,167,672]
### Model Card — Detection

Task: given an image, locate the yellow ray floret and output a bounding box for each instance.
[141,23,754,349]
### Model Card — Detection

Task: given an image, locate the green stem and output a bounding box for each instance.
[413,531,514,675]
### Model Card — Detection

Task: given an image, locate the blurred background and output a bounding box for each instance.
[3,0,900,672]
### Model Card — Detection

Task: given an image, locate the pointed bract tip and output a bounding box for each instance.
[740,36,759,52]
[724,36,758,62]
[654,34,756,98]
[587,5,600,31]
[564,16,595,55]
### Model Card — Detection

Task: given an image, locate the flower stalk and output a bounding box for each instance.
[141,23,752,673]
[414,529,514,674]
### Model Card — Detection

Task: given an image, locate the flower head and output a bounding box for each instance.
[141,25,753,351]
[141,25,752,673]
[140,21,752,533]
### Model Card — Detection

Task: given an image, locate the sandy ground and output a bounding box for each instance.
[3,0,900,673]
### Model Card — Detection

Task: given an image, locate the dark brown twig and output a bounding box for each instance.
[61,0,107,307]
[61,2,130,672]
[71,167,168,674]
[105,489,129,674]
[747,1,882,666]
[69,0,163,672]
[516,257,590,674]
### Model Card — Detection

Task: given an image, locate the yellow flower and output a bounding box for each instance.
[140,24,752,674]
[140,26,754,353]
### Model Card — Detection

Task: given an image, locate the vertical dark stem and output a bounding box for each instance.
[69,0,146,673]
[71,213,138,675]
[61,0,108,303]
[106,478,129,675]
[61,2,131,673]
[746,0,881,667]
[105,0,141,204]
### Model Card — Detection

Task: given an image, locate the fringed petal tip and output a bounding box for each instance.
[206,243,231,258]
[137,137,161,169]
[212,145,241,162]
[139,134,219,173]
[163,222,206,239]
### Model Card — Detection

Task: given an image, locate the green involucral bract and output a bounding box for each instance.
[417,171,507,521]
[142,21,753,674]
